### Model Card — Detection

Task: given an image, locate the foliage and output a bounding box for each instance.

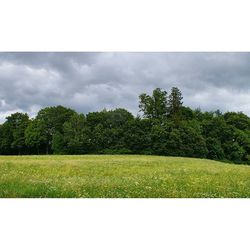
[167,87,183,120]
[0,113,29,154]
[1,87,250,164]
[139,88,168,120]
[63,113,91,154]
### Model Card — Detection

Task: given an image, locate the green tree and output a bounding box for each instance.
[86,108,134,153]
[52,131,65,154]
[106,108,134,128]
[123,117,152,154]
[4,112,30,154]
[91,124,106,152]
[167,87,183,120]
[165,121,207,158]
[63,113,91,154]
[206,137,225,160]
[0,122,13,154]
[232,129,250,161]
[25,119,48,154]
[224,112,250,131]
[180,106,194,120]
[36,106,76,153]
[150,123,169,155]
[139,88,168,120]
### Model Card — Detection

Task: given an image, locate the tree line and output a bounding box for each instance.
[1,87,250,164]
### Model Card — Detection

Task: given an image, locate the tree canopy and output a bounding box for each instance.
[1,87,250,164]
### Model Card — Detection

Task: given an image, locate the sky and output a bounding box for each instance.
[0,52,250,123]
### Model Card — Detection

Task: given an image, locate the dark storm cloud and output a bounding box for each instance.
[1,52,250,122]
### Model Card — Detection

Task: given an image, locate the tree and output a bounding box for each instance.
[86,109,134,153]
[25,119,48,154]
[36,106,76,153]
[139,88,168,120]
[91,124,106,152]
[223,142,245,162]
[164,121,208,158]
[180,106,194,120]
[106,108,134,128]
[150,123,169,155]
[4,112,30,154]
[232,129,250,161]
[224,112,250,131]
[167,87,183,120]
[206,137,225,160]
[123,117,152,154]
[86,109,108,129]
[0,122,13,154]
[63,113,91,154]
[201,116,228,140]
[52,132,65,154]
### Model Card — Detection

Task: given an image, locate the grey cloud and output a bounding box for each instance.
[0,52,250,123]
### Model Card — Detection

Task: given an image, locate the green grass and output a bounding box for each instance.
[0,155,250,198]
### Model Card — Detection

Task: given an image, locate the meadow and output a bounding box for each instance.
[0,155,250,198]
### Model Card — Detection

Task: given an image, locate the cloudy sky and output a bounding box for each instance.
[0,52,250,123]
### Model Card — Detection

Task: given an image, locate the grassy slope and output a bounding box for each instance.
[0,155,250,198]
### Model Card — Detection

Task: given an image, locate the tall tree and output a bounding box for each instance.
[0,122,13,154]
[35,106,76,154]
[4,112,30,154]
[167,87,183,120]
[25,119,48,154]
[63,113,91,154]
[139,88,168,120]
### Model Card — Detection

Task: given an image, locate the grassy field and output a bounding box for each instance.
[0,155,250,198]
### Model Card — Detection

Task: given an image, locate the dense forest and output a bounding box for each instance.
[1,87,250,164]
